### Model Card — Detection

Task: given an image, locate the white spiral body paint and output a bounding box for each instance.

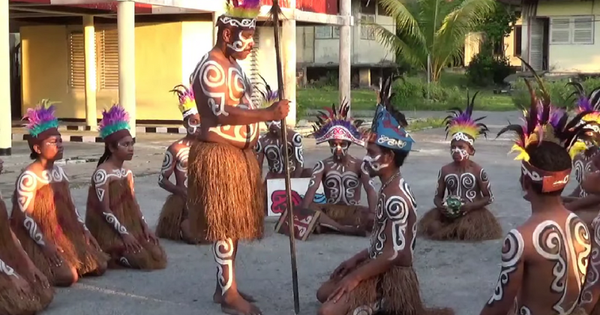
[581,212,600,306]
[487,229,524,305]
[324,170,360,205]
[363,155,388,173]
[369,178,417,260]
[16,167,70,246]
[450,148,470,161]
[0,259,17,278]
[308,161,325,188]
[444,172,477,202]
[226,31,254,53]
[94,168,133,235]
[213,239,234,295]
[573,157,595,197]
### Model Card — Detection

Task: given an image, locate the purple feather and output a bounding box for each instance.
[240,0,261,9]
[99,105,129,130]
[24,105,57,130]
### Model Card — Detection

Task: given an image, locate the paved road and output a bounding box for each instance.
[0,113,572,315]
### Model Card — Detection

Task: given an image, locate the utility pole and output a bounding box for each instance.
[339,0,352,116]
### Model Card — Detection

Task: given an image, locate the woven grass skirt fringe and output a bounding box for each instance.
[418,207,503,241]
[188,141,264,242]
[156,194,186,241]
[347,264,454,315]
[309,203,373,232]
[0,273,48,315]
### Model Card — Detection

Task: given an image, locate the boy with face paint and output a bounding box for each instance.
[156,84,206,244]
[187,1,289,314]
[298,100,378,237]
[418,92,502,241]
[253,77,310,181]
[10,101,109,287]
[562,83,600,227]
[481,72,592,315]
[0,159,54,314]
[316,77,454,315]
[85,105,167,270]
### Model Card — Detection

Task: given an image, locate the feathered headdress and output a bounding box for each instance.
[254,75,282,129]
[312,99,364,146]
[568,82,600,124]
[497,60,591,193]
[170,84,198,119]
[255,74,279,108]
[219,0,261,29]
[99,104,132,143]
[567,82,600,155]
[444,91,489,146]
[366,75,414,152]
[23,99,61,147]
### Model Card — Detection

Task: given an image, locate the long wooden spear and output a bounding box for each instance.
[268,1,300,313]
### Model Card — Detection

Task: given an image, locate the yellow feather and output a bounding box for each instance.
[509,144,530,162]
[569,141,588,160]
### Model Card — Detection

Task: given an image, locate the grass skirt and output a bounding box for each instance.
[0,198,54,311]
[418,207,502,241]
[346,262,454,315]
[85,179,167,270]
[10,182,108,280]
[156,194,186,241]
[188,141,264,241]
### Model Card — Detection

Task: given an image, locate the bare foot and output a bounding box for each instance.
[220,293,262,315]
[213,289,256,303]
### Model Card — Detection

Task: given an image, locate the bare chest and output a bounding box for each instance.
[262,137,295,174]
[443,172,480,202]
[322,160,362,205]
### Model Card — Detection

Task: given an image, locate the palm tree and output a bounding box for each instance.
[375,0,495,82]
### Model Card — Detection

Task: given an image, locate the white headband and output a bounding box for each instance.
[182,107,198,119]
[452,132,474,145]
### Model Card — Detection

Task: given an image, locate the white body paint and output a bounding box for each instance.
[368,178,417,260]
[213,239,234,295]
[16,165,72,247]
[93,168,134,235]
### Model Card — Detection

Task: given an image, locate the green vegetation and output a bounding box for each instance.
[375,0,495,82]
[297,72,515,116]
[510,77,600,109]
[406,118,445,132]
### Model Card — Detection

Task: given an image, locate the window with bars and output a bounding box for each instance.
[68,28,119,90]
[361,15,376,40]
[550,16,594,45]
[315,26,333,39]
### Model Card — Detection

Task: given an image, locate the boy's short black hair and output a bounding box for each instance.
[525,141,572,196]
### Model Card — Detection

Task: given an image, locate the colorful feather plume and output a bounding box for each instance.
[497,59,591,162]
[376,75,408,127]
[312,99,364,145]
[99,104,130,140]
[254,74,279,108]
[224,0,261,18]
[567,81,600,124]
[444,91,488,142]
[170,84,197,117]
[24,100,60,137]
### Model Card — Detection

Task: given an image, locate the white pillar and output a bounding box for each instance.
[282,20,297,127]
[0,0,11,156]
[83,15,97,128]
[117,0,136,138]
[212,11,219,46]
[339,0,352,116]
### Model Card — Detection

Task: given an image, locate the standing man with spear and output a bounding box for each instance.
[187,0,290,314]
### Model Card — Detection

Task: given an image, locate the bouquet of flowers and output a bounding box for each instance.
[442,195,464,219]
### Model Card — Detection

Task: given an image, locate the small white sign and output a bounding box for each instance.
[266,178,326,217]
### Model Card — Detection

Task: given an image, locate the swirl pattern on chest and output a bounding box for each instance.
[444,172,477,202]
[488,229,524,305]
[574,159,594,197]
[324,170,360,205]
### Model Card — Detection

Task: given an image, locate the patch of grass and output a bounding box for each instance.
[406,118,445,132]
[297,88,513,113]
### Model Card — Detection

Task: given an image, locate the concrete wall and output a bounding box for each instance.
[20,21,216,120]
[296,0,395,66]
[536,0,600,73]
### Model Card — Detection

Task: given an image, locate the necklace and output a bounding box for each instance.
[380,171,401,192]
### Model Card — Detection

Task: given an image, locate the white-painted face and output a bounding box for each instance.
[363,154,389,177]
[450,148,470,161]
[185,114,201,136]
[227,30,254,53]
[329,140,350,159]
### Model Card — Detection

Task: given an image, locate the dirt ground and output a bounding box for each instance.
[0,113,571,315]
